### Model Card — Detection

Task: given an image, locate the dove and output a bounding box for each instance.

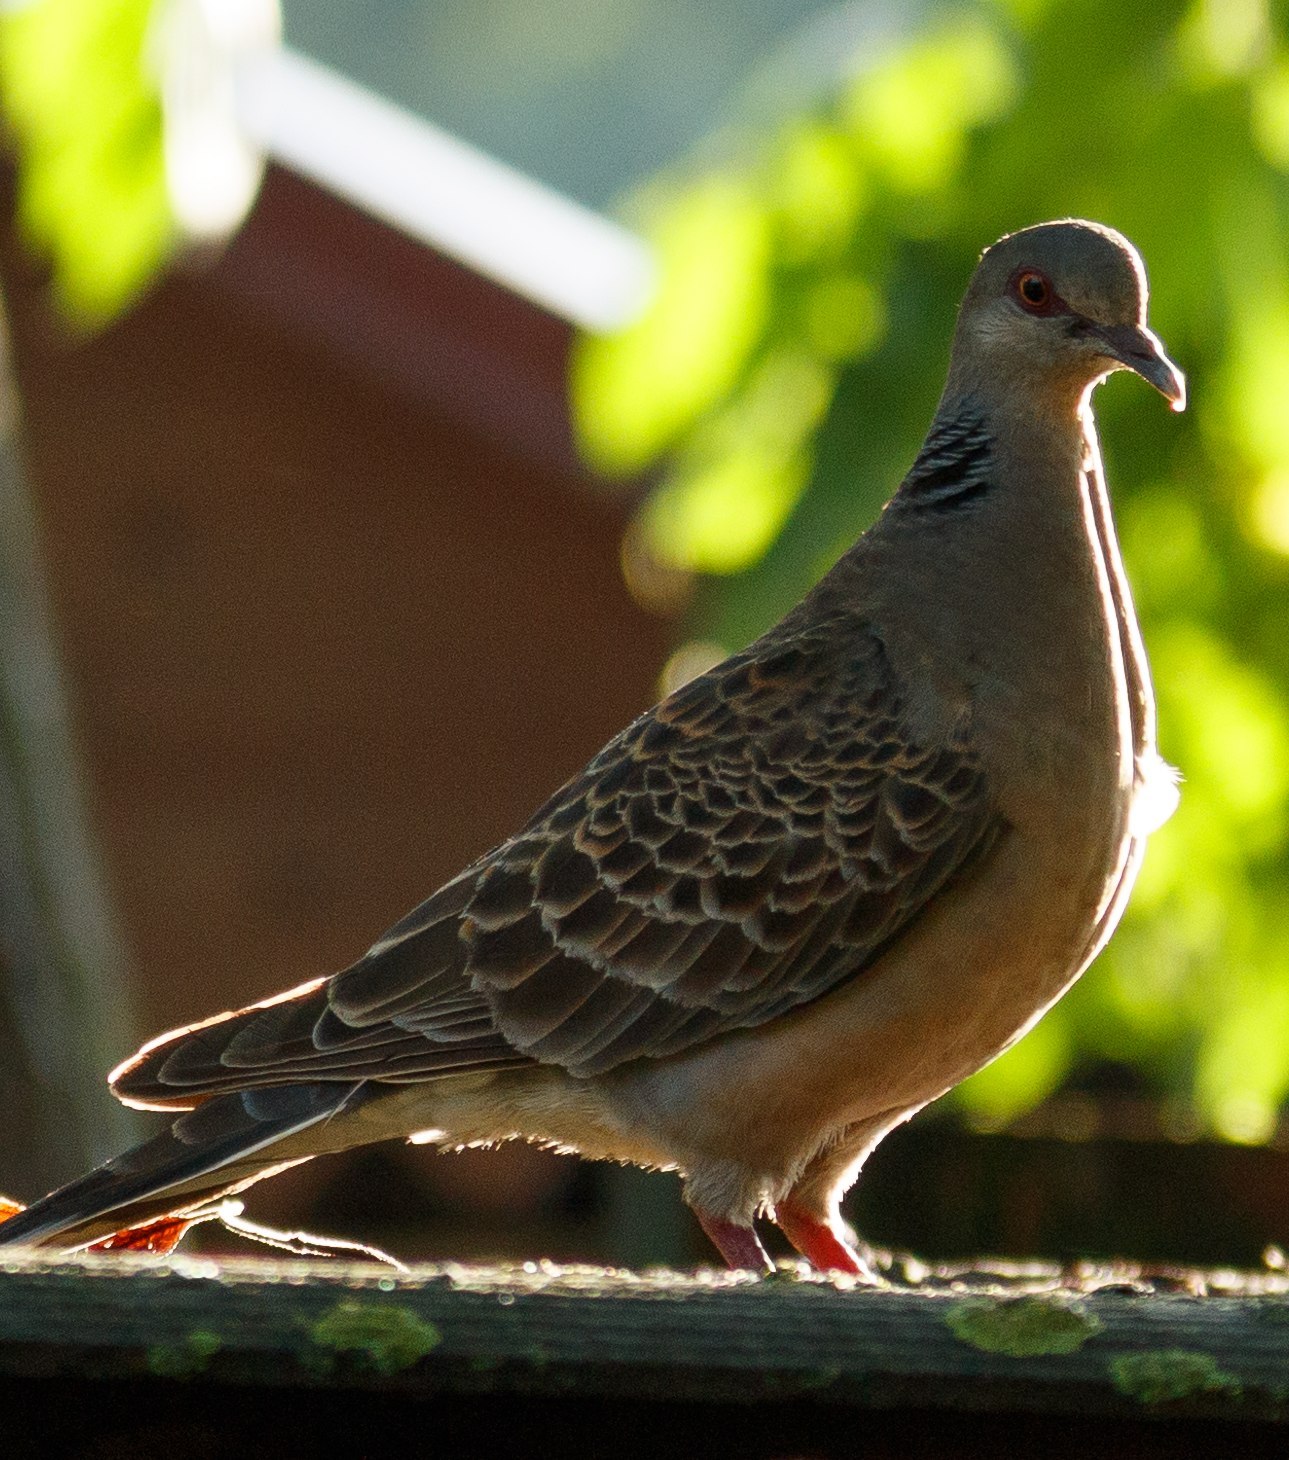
[0,220,1184,1274]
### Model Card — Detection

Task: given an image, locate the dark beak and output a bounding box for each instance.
[1093,322,1186,412]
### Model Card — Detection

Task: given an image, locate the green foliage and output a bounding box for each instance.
[0,0,171,324]
[575,0,1289,1136]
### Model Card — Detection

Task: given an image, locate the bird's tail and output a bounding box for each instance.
[0,1081,366,1250]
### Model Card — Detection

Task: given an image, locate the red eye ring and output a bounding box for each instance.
[1015,269,1052,312]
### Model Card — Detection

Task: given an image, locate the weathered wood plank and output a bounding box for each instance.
[2,1248,1288,1430]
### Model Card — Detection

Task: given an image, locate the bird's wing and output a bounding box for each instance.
[115,615,1001,1103]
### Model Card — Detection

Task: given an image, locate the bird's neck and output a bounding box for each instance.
[866,388,1146,769]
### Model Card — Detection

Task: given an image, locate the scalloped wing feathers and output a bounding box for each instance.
[115,612,1000,1102]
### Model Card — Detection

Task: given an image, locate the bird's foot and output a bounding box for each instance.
[694,1209,774,1274]
[774,1197,881,1283]
[86,1213,200,1256]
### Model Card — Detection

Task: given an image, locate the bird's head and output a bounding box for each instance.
[949,219,1185,414]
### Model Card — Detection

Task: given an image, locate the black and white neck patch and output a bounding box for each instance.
[896,408,995,514]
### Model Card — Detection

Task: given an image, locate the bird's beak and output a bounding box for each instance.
[1093,322,1186,412]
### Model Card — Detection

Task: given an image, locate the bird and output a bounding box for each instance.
[0,219,1184,1275]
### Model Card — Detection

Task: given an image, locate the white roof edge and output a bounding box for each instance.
[232,45,656,333]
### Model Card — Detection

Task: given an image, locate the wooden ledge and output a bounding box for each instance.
[4,1249,1289,1404]
[5,1250,1289,1454]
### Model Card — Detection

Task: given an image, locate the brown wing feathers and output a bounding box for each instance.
[113,618,1000,1103]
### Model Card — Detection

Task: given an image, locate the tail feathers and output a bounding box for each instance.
[0,1082,363,1250]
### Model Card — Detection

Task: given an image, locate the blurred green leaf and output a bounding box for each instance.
[841,13,1017,197]
[641,351,831,574]
[0,0,171,324]
[574,175,771,472]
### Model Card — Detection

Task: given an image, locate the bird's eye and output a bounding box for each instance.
[1016,270,1051,311]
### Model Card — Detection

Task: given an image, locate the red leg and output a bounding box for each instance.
[775,1196,876,1280]
[694,1209,773,1273]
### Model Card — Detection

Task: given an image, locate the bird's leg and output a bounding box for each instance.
[694,1209,774,1273]
[774,1196,878,1281]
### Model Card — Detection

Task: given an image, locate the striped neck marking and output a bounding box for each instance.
[898,409,994,513]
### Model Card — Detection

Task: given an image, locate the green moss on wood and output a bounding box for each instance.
[146,1329,222,1379]
[945,1295,1101,1357]
[306,1300,441,1376]
[1109,1349,1243,1406]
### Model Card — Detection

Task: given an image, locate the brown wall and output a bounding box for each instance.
[0,165,672,1255]
[5,165,667,1036]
